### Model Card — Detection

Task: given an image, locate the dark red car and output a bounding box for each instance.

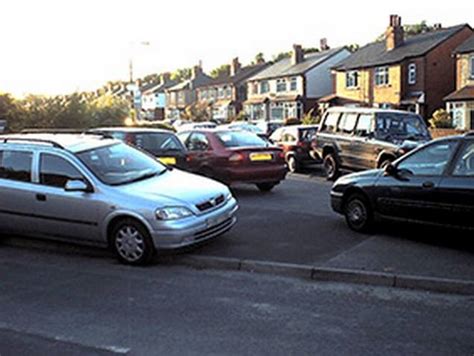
[177,129,287,192]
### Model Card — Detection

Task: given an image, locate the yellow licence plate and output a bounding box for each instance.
[158,157,177,165]
[249,153,272,162]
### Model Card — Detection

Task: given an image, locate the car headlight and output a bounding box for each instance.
[156,207,193,220]
[226,192,233,201]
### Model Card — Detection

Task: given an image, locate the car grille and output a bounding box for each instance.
[196,194,225,212]
[194,217,234,242]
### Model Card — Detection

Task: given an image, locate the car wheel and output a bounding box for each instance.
[111,219,155,265]
[324,153,340,181]
[256,182,276,192]
[287,156,299,173]
[344,193,373,233]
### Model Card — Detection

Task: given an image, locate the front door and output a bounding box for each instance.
[351,113,377,170]
[33,153,101,242]
[374,140,459,223]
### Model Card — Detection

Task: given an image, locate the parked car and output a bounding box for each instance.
[331,133,474,232]
[0,133,238,265]
[253,121,284,137]
[89,128,188,169]
[177,122,217,132]
[177,129,287,191]
[270,125,320,172]
[313,107,431,180]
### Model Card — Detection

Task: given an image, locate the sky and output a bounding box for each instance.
[1,0,473,96]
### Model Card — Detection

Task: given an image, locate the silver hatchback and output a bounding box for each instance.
[0,134,238,265]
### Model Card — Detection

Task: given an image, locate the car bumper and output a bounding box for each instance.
[330,191,344,214]
[150,198,239,249]
[220,164,288,184]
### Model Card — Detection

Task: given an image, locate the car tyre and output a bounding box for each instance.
[287,155,299,173]
[111,219,155,265]
[324,153,340,181]
[344,193,373,233]
[256,182,276,192]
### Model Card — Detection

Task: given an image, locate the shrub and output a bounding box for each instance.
[429,109,454,129]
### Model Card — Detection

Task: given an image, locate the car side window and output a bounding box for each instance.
[40,154,85,188]
[397,141,458,176]
[187,133,209,151]
[354,114,374,137]
[0,150,33,183]
[337,113,358,134]
[321,112,340,133]
[452,141,474,177]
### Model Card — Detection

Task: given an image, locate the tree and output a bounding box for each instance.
[210,64,231,78]
[376,20,437,41]
[347,43,360,53]
[272,51,291,62]
[182,102,210,122]
[252,52,265,65]
[171,68,192,82]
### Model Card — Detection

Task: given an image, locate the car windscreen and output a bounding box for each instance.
[375,112,429,140]
[299,128,318,142]
[216,131,269,148]
[135,133,184,154]
[77,143,167,186]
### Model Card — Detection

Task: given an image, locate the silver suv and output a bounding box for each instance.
[0,134,238,265]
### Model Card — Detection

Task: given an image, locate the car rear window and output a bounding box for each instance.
[216,131,268,148]
[299,128,317,142]
[337,113,358,134]
[376,112,429,139]
[135,133,184,152]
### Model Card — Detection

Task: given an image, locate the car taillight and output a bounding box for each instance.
[186,155,192,162]
[229,153,245,162]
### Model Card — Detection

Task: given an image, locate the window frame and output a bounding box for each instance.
[260,81,270,94]
[345,71,359,88]
[39,152,88,189]
[408,63,417,85]
[374,66,390,86]
[290,77,298,91]
[276,79,287,93]
[0,149,34,183]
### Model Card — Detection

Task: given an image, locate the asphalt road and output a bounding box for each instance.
[0,247,473,356]
[191,171,474,282]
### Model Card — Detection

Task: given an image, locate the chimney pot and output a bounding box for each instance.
[231,57,241,76]
[320,38,330,51]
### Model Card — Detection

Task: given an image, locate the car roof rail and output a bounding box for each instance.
[2,137,65,149]
[21,128,114,139]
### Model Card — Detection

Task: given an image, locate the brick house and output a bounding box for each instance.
[195,58,268,122]
[141,73,178,121]
[165,65,213,120]
[244,41,351,121]
[331,15,472,119]
[445,34,474,129]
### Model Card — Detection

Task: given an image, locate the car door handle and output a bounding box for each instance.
[422,181,435,189]
[36,193,47,202]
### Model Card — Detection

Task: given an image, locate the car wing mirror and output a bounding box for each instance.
[384,164,412,181]
[65,179,90,193]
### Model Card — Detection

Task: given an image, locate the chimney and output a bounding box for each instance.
[320,38,330,51]
[385,14,404,51]
[161,72,171,84]
[230,57,241,76]
[191,64,203,80]
[135,79,142,88]
[292,44,304,65]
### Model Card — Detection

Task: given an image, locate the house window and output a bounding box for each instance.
[218,87,224,98]
[470,56,474,78]
[225,86,232,98]
[290,77,298,91]
[346,71,359,88]
[276,79,287,92]
[408,63,417,85]
[260,81,270,94]
[375,66,390,86]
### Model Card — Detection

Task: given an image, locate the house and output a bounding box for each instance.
[195,58,268,122]
[165,65,213,120]
[141,73,178,120]
[244,40,351,122]
[331,15,473,119]
[445,34,474,129]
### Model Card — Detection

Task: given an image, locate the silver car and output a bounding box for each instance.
[0,134,238,265]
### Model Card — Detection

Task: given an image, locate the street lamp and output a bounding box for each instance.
[128,41,151,122]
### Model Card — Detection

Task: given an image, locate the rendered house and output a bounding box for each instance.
[141,73,178,121]
[445,34,474,129]
[196,58,268,122]
[331,15,472,119]
[165,65,212,120]
[244,41,351,121]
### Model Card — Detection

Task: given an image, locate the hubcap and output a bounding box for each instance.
[325,158,334,176]
[115,226,145,262]
[347,200,367,226]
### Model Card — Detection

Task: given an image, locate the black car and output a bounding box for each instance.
[90,128,188,169]
[331,133,474,232]
[313,107,431,180]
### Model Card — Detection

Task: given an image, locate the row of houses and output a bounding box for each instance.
[113,15,474,129]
